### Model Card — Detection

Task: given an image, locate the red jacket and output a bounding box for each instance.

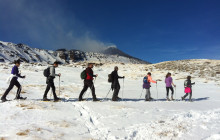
[86,67,95,80]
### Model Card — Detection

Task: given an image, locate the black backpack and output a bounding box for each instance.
[43,67,50,77]
[108,74,113,83]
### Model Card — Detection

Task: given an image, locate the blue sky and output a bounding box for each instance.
[0,0,220,63]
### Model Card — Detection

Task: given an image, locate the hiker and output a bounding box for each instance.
[1,60,26,102]
[43,61,61,101]
[111,66,125,101]
[182,76,195,101]
[165,72,176,101]
[143,72,157,101]
[79,63,99,101]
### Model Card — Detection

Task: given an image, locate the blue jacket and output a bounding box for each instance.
[11,65,23,78]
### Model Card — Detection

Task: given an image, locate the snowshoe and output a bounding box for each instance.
[43,98,51,102]
[181,97,184,101]
[1,98,10,102]
[93,98,100,102]
[79,98,86,101]
[15,97,27,100]
[54,98,61,102]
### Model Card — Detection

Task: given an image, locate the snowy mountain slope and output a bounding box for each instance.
[0,63,219,140]
[0,41,150,64]
[144,59,220,82]
[0,41,65,64]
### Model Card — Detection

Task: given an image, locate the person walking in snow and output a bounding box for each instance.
[79,63,99,101]
[43,61,61,101]
[143,72,157,101]
[111,66,125,101]
[1,60,26,102]
[182,76,195,102]
[165,72,176,101]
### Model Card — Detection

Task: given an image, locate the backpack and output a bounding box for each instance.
[143,76,150,89]
[108,74,113,83]
[143,76,149,84]
[43,67,50,77]
[184,80,188,87]
[80,70,87,80]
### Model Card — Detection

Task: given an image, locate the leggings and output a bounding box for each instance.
[166,87,174,97]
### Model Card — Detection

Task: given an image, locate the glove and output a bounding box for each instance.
[22,76,26,79]
[123,76,125,79]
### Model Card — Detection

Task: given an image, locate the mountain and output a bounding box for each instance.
[100,46,149,64]
[0,41,150,64]
[0,41,65,64]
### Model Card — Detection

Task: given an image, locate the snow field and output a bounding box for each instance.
[0,63,220,140]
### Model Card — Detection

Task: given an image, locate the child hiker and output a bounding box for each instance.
[182,76,195,102]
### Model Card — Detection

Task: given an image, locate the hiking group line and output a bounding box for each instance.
[1,60,195,103]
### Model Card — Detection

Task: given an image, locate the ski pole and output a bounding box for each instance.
[139,88,144,99]
[175,86,176,100]
[156,82,158,100]
[105,88,112,100]
[59,76,61,98]
[122,78,125,101]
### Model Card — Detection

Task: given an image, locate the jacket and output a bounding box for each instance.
[11,65,24,79]
[184,80,195,88]
[86,67,96,81]
[49,66,59,78]
[143,75,156,89]
[111,70,123,89]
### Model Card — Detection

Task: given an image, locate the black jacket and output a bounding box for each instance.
[184,79,195,88]
[111,70,123,90]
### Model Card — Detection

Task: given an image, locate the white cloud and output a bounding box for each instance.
[0,0,116,52]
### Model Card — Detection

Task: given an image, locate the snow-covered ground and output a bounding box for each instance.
[0,63,220,140]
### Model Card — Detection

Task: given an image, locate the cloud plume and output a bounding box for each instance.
[0,0,116,52]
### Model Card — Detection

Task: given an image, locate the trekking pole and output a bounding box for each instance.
[122,78,125,101]
[59,76,61,98]
[175,86,177,100]
[86,77,96,101]
[105,88,112,100]
[156,82,158,100]
[139,88,144,99]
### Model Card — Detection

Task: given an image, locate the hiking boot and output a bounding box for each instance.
[145,99,151,101]
[112,98,118,101]
[15,97,27,100]
[117,97,121,100]
[54,97,61,102]
[150,97,154,100]
[181,97,185,101]
[79,98,86,101]
[167,98,171,101]
[171,96,174,100]
[93,98,100,102]
[43,98,50,101]
[1,98,9,102]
